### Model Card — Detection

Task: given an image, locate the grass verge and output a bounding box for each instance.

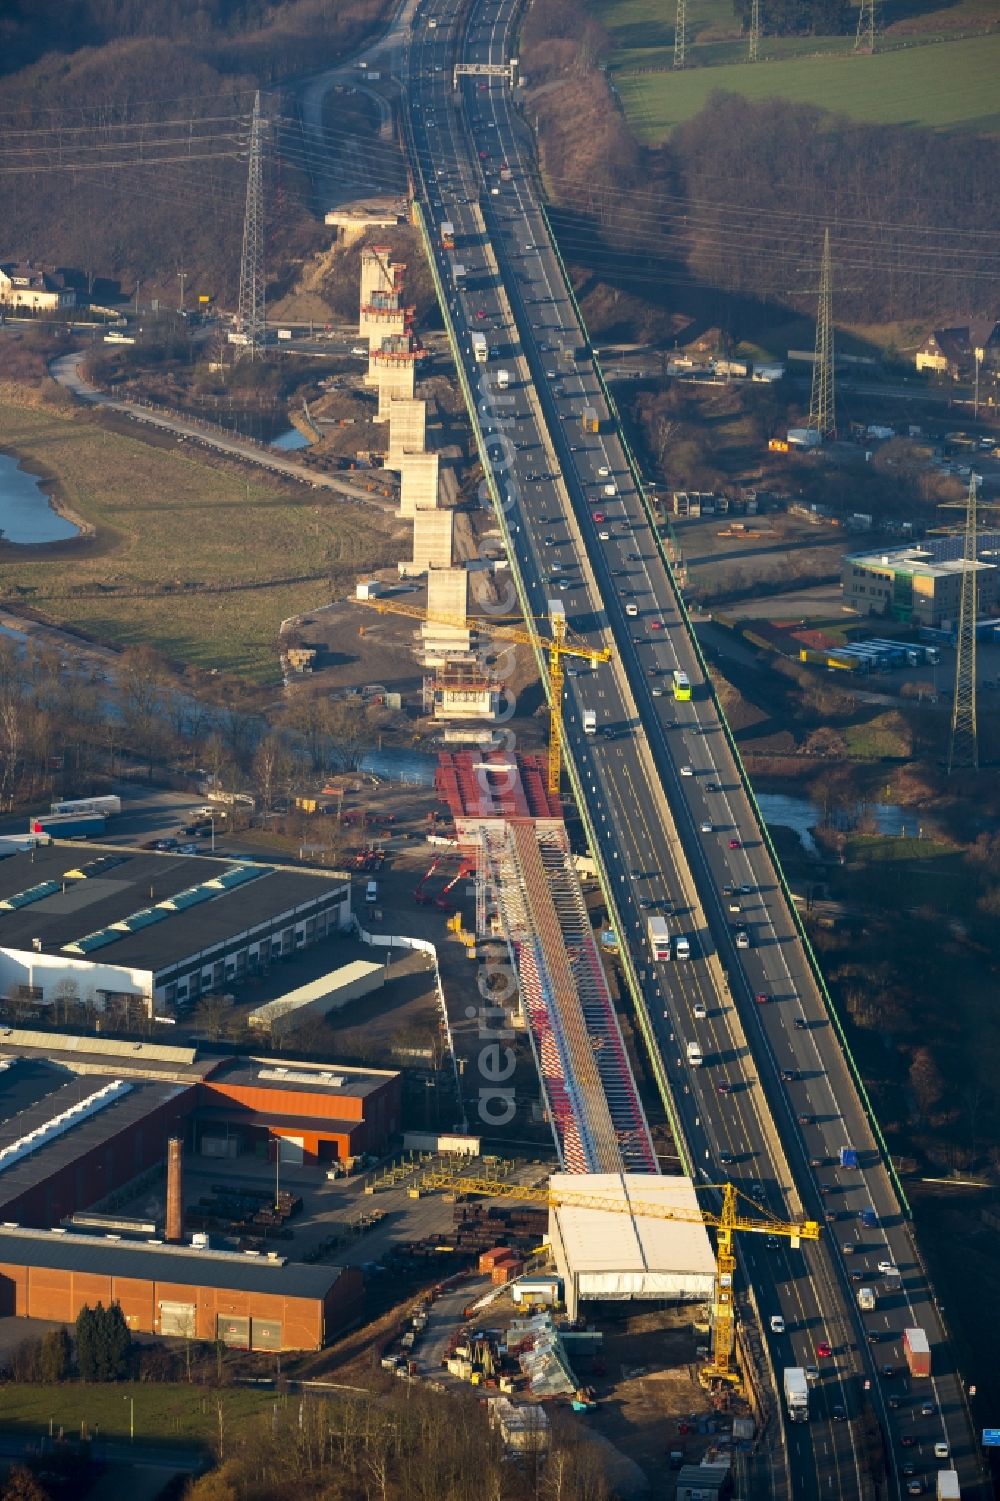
[0,403,396,682]
[0,1381,276,1448]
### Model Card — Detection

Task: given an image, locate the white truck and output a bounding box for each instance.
[857,1287,876,1313]
[583,709,597,734]
[495,368,511,389]
[647,915,671,961]
[936,1472,960,1500]
[686,1041,703,1067]
[471,332,488,363]
[783,1366,809,1423]
[674,935,691,959]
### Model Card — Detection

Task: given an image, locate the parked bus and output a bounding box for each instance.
[672,670,692,701]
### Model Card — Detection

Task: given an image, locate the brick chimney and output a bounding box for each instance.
[165,1137,184,1243]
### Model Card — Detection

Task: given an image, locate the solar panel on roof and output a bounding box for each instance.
[158,885,216,911]
[111,906,171,933]
[207,864,271,890]
[0,881,63,911]
[62,928,122,955]
[64,856,130,881]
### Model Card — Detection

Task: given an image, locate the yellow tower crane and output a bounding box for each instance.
[417,1172,821,1389]
[352,596,611,795]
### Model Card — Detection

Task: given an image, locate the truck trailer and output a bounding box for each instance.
[30,812,107,839]
[471,332,488,363]
[839,1147,860,1169]
[581,407,599,434]
[936,1471,960,1500]
[440,221,455,251]
[50,795,122,818]
[783,1367,809,1423]
[903,1327,931,1378]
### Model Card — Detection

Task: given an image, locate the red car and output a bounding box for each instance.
[728,838,742,850]
[754,992,771,1005]
[816,1340,832,1359]
[593,511,605,523]
[650,620,664,631]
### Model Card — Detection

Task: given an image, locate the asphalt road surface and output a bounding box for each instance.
[397,2,988,1498]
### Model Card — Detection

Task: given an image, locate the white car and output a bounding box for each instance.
[350,345,368,356]
[693,1001,707,1020]
[877,1259,896,1276]
[625,603,639,617]
[680,765,694,777]
[598,530,610,540]
[933,1443,949,1461]
[770,1315,785,1335]
[700,820,713,834]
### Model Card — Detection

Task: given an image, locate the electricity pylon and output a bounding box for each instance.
[749,0,762,62]
[236,91,266,361]
[807,228,835,442]
[855,0,878,53]
[948,476,979,774]
[674,0,687,68]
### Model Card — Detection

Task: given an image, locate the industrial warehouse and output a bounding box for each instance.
[0,844,352,1016]
[0,1027,395,1348]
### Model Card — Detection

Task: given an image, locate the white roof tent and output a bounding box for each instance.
[547,1173,716,1320]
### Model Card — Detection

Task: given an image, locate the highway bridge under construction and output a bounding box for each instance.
[437,752,658,1177]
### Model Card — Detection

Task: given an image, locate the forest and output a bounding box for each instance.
[0,0,392,300]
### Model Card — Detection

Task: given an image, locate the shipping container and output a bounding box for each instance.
[30,811,107,839]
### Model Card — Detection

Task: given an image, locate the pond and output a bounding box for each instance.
[0,453,80,543]
[757,791,909,858]
[271,427,311,452]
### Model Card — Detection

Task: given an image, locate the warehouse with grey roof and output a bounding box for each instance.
[0,844,351,1016]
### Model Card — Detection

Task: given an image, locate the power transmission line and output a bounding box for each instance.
[807,228,835,441]
[948,475,979,774]
[235,91,266,362]
[674,0,687,68]
[855,0,879,53]
[749,0,762,63]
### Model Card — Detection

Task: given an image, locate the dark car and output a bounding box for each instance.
[832,1404,847,1422]
[719,1152,736,1166]
[716,1081,732,1095]
[781,1069,800,1083]
[880,1364,896,1379]
[793,1018,808,1031]
[900,1435,917,1448]
[888,1395,902,1410]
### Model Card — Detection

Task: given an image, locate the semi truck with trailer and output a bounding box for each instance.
[783,1367,809,1422]
[936,1471,960,1499]
[581,407,599,434]
[471,332,488,363]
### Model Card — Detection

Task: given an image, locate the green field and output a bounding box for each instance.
[606,30,1000,141]
[0,404,396,682]
[0,1381,276,1447]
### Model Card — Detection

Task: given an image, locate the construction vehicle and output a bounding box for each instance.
[352,597,611,796]
[415,1172,821,1389]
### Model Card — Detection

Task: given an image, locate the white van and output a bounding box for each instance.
[366,879,378,904]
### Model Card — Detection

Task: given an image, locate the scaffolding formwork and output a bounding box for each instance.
[480,819,657,1177]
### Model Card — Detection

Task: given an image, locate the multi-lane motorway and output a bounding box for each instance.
[396,3,987,1496]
